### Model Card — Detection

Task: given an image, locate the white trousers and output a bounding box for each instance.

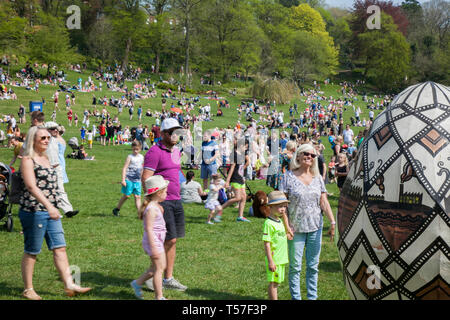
[56,166,73,213]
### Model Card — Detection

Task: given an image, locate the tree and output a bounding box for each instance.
[358,13,411,91]
[0,2,28,53]
[288,3,339,77]
[28,12,81,74]
[109,3,147,71]
[195,0,263,81]
[172,0,203,85]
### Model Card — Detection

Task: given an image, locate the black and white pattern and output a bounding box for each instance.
[337,82,450,300]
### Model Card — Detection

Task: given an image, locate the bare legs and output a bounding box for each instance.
[135,254,166,300]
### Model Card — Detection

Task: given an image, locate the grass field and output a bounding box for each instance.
[0,68,386,300]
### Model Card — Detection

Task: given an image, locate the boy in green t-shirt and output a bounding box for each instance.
[262,190,289,300]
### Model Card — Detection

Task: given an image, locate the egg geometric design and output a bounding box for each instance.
[337,82,450,300]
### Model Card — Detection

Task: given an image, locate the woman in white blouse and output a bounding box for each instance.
[279,143,335,300]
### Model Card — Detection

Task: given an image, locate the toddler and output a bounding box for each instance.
[205,174,225,224]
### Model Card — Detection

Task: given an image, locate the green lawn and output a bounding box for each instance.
[0,68,386,300]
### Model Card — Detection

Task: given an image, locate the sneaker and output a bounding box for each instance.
[112,208,120,216]
[145,279,154,291]
[130,280,144,300]
[236,217,251,222]
[213,216,222,223]
[206,221,214,225]
[158,297,167,300]
[163,278,187,291]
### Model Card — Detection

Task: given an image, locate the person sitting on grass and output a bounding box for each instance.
[112,141,143,216]
[77,145,95,160]
[262,191,290,300]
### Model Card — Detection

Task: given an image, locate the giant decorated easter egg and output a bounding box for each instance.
[337,81,449,300]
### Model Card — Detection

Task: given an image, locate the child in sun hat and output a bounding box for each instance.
[262,190,290,300]
[131,175,169,300]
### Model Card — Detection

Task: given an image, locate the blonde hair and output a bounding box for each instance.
[138,188,166,220]
[338,153,349,166]
[23,126,49,160]
[286,140,297,152]
[290,143,319,177]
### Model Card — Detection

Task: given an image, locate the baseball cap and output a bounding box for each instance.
[161,118,182,131]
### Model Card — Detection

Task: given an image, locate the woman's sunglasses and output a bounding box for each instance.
[302,152,317,158]
[40,136,51,141]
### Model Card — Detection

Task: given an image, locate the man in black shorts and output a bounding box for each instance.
[142,118,187,291]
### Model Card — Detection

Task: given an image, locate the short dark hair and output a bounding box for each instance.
[31,111,45,123]
[131,140,142,148]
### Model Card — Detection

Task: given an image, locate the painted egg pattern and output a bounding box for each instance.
[337,81,450,300]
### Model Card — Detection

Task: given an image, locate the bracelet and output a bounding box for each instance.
[331,221,336,225]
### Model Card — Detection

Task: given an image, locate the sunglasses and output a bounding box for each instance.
[302,152,317,159]
[40,136,51,141]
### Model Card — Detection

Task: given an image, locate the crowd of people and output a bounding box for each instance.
[0,62,389,301]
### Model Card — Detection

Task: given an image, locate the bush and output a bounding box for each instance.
[249,74,299,104]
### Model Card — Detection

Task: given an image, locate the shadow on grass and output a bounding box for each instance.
[185,216,211,224]
[0,282,53,299]
[82,272,136,300]
[184,288,260,300]
[319,261,342,273]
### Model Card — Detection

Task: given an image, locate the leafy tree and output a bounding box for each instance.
[0,2,28,53]
[195,0,263,81]
[28,12,81,74]
[358,13,411,91]
[288,3,339,77]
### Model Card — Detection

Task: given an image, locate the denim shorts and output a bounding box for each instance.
[121,180,142,196]
[200,163,217,179]
[19,209,66,255]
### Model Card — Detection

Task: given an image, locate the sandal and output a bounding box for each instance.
[23,288,42,300]
[64,284,92,297]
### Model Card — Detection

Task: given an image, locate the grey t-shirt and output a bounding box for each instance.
[279,170,327,233]
[180,180,202,204]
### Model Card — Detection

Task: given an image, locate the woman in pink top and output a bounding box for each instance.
[130,175,169,300]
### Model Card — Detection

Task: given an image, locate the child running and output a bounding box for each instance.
[112,141,144,216]
[262,191,289,300]
[131,175,169,300]
[205,174,225,224]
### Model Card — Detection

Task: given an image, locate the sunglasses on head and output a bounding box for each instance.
[302,151,316,158]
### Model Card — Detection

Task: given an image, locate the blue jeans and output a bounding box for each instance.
[288,228,322,300]
[19,209,66,255]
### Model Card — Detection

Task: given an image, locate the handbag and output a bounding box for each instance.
[9,171,24,204]
[218,188,228,205]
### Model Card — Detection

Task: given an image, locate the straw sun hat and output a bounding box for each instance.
[267,190,290,206]
[143,175,170,197]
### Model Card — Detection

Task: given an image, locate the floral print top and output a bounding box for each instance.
[20,160,60,212]
[279,170,326,233]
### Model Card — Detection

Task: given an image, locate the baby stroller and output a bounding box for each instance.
[0,162,14,232]
[67,137,83,159]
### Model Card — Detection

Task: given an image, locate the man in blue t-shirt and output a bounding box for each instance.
[201,130,219,189]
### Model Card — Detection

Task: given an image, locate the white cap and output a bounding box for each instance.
[45,121,58,129]
[161,118,182,131]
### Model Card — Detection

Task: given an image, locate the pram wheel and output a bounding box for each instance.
[6,216,13,232]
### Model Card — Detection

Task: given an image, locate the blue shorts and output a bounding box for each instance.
[19,209,66,255]
[201,163,217,179]
[121,180,142,196]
